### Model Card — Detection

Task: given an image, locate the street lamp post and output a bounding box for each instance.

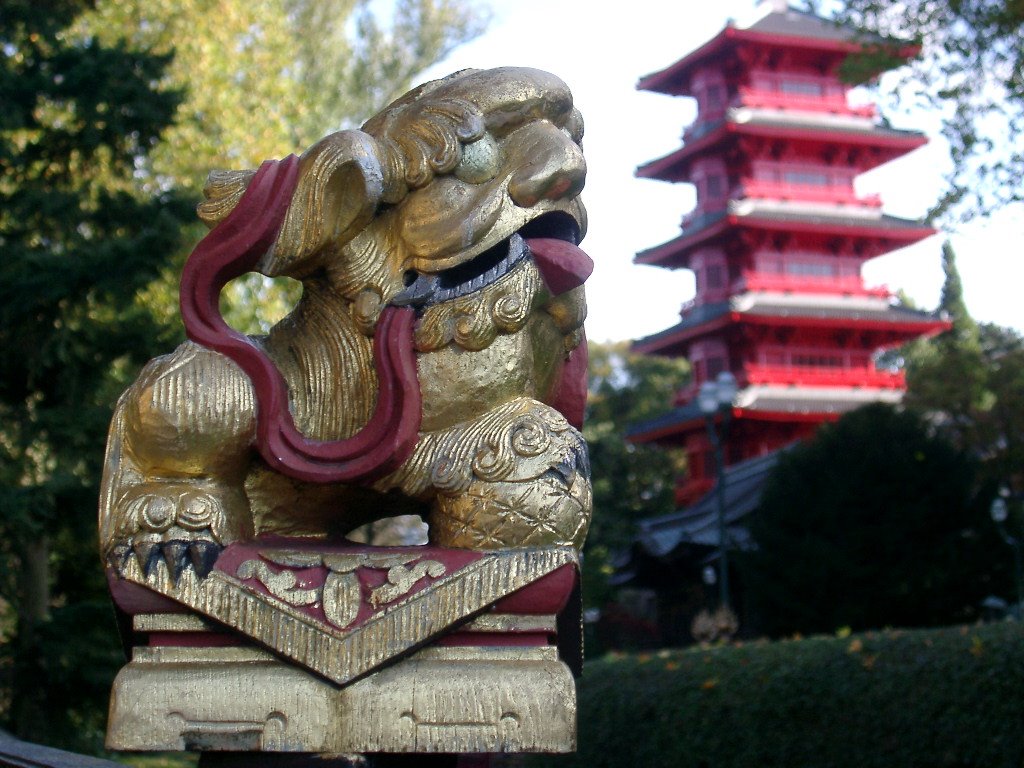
[991,488,1023,617]
[697,371,737,612]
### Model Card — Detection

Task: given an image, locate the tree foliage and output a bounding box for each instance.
[76,0,487,335]
[742,404,995,637]
[75,0,487,194]
[0,0,487,752]
[0,0,192,748]
[582,342,689,606]
[828,0,1024,222]
[902,242,1024,491]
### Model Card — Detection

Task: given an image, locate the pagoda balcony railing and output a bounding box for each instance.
[735,271,891,297]
[740,179,882,207]
[742,363,906,389]
[737,87,877,118]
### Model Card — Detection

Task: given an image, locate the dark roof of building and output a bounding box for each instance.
[626,381,907,443]
[633,301,731,352]
[745,6,885,45]
[634,448,788,558]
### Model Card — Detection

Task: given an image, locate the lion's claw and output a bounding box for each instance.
[116,533,222,581]
[188,539,221,578]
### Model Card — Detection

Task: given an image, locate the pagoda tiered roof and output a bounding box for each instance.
[637,113,928,183]
[637,7,901,97]
[634,296,945,356]
[628,382,903,445]
[636,205,935,269]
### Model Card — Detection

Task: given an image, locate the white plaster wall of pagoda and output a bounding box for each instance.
[736,384,904,412]
[729,198,884,220]
[730,106,875,131]
[730,292,893,313]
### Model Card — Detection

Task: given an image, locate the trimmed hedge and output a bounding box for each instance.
[534,621,1024,768]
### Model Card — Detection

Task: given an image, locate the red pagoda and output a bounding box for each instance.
[629,1,949,506]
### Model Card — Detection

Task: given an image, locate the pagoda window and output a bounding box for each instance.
[783,169,829,186]
[779,79,824,97]
[706,355,726,379]
[707,84,725,110]
[691,339,728,385]
[785,260,835,278]
[692,158,728,211]
[706,174,725,199]
[692,68,728,120]
[706,263,725,289]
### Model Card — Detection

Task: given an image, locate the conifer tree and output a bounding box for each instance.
[0,1,191,748]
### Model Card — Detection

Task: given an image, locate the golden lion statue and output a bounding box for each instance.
[99,67,592,576]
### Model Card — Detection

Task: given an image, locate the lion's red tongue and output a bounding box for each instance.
[527,238,593,296]
[526,237,591,430]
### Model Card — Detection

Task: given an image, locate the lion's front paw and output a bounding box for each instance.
[111,481,249,579]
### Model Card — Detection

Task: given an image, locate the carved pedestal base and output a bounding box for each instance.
[108,644,575,754]
[105,542,580,757]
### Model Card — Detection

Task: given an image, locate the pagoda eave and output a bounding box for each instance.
[637,120,927,183]
[632,302,948,357]
[636,212,935,269]
[628,390,884,445]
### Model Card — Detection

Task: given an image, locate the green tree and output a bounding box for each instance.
[827,0,1024,222]
[902,242,1024,492]
[2,2,489,752]
[0,0,192,749]
[77,0,487,194]
[903,241,987,445]
[76,0,488,335]
[583,342,689,607]
[742,404,995,637]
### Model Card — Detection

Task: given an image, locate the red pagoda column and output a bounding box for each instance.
[629,2,949,506]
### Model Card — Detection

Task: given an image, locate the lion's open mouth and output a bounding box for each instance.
[393,213,590,309]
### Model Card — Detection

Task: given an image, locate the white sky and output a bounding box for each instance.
[417,0,1023,343]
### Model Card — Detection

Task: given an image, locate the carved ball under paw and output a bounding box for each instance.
[429,470,591,550]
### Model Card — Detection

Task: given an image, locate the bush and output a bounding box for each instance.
[531,621,1024,768]
[741,404,997,636]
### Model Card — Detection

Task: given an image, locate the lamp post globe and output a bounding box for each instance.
[992,496,1009,524]
[698,381,719,414]
[715,371,737,405]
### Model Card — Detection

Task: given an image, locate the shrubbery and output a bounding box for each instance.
[533,621,1024,768]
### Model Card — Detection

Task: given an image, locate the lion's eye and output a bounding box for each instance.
[454,134,499,184]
